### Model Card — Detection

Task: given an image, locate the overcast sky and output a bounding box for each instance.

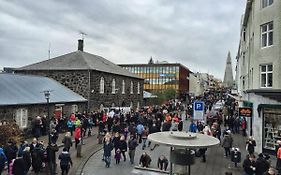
[0,0,246,79]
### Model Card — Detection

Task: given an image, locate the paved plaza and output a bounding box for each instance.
[81,121,263,175]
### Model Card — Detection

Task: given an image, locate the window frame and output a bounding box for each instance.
[130,81,134,94]
[16,108,28,128]
[137,82,140,94]
[261,21,273,48]
[111,79,116,94]
[260,64,273,88]
[122,80,125,94]
[100,77,105,94]
[261,0,273,8]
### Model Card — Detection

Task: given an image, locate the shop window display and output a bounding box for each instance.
[264,113,281,150]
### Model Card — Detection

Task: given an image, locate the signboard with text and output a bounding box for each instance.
[238,107,252,117]
[193,101,204,120]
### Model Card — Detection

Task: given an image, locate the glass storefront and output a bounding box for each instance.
[263,108,281,151]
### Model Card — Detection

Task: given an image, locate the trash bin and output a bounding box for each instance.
[230,148,241,167]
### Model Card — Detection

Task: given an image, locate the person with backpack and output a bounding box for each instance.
[58,148,73,175]
[0,148,7,175]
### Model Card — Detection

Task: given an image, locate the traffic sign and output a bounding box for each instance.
[193,101,204,120]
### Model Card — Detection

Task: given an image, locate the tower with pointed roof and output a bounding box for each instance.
[223,51,234,88]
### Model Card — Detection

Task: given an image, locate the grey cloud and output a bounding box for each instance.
[0,0,245,79]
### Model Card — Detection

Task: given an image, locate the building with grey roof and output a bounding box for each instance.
[0,73,87,129]
[16,40,144,111]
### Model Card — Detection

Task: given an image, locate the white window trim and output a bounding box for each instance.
[122,80,125,94]
[112,79,116,94]
[260,64,273,88]
[261,22,273,48]
[137,82,140,94]
[100,77,105,94]
[16,108,28,128]
[130,81,133,94]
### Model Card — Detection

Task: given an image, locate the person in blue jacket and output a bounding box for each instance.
[189,121,197,133]
[0,147,7,175]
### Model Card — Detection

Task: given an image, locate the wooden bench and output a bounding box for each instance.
[134,166,169,174]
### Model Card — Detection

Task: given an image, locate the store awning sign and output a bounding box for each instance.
[239,107,252,117]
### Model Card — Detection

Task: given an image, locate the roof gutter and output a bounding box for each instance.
[243,0,253,27]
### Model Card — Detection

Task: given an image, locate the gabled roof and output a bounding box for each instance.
[0,73,87,106]
[17,51,142,79]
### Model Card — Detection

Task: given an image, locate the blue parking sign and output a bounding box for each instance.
[194,101,204,111]
[193,101,204,120]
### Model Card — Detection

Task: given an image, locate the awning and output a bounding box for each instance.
[143,91,157,99]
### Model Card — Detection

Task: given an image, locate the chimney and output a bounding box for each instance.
[78,39,84,51]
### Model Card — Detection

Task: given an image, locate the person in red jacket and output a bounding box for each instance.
[241,118,247,137]
[74,126,81,149]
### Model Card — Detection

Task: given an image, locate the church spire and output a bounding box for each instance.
[223,51,234,88]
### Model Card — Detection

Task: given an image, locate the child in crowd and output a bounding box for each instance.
[115,149,121,164]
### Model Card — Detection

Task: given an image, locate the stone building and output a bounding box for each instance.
[235,0,281,153]
[16,40,144,111]
[0,73,86,129]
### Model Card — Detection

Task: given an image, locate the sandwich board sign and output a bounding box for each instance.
[193,101,204,120]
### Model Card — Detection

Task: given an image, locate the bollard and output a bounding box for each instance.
[77,143,82,157]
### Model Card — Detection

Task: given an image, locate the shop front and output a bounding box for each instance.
[260,105,281,153]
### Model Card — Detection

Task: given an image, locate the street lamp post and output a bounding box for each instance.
[44,90,51,147]
[44,90,54,175]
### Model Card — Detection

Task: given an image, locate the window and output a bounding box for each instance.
[260,64,273,87]
[137,82,140,94]
[122,80,125,94]
[72,105,78,113]
[242,52,245,66]
[100,77,105,94]
[261,22,273,47]
[112,79,116,94]
[16,108,28,128]
[130,81,133,94]
[262,0,273,8]
[243,28,246,41]
[242,76,245,89]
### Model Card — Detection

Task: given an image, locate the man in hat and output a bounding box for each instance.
[255,153,270,175]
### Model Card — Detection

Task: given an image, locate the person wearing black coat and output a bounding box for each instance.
[4,141,18,174]
[118,136,127,161]
[47,142,59,174]
[103,138,114,168]
[246,137,256,155]
[178,119,183,131]
[157,155,168,171]
[162,121,171,131]
[139,152,151,168]
[243,154,256,175]
[22,147,31,174]
[12,157,26,175]
[31,146,44,174]
[255,153,270,175]
[58,148,73,175]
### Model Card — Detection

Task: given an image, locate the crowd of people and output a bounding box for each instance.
[0,89,281,175]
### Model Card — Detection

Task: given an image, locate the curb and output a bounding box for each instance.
[75,144,103,175]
